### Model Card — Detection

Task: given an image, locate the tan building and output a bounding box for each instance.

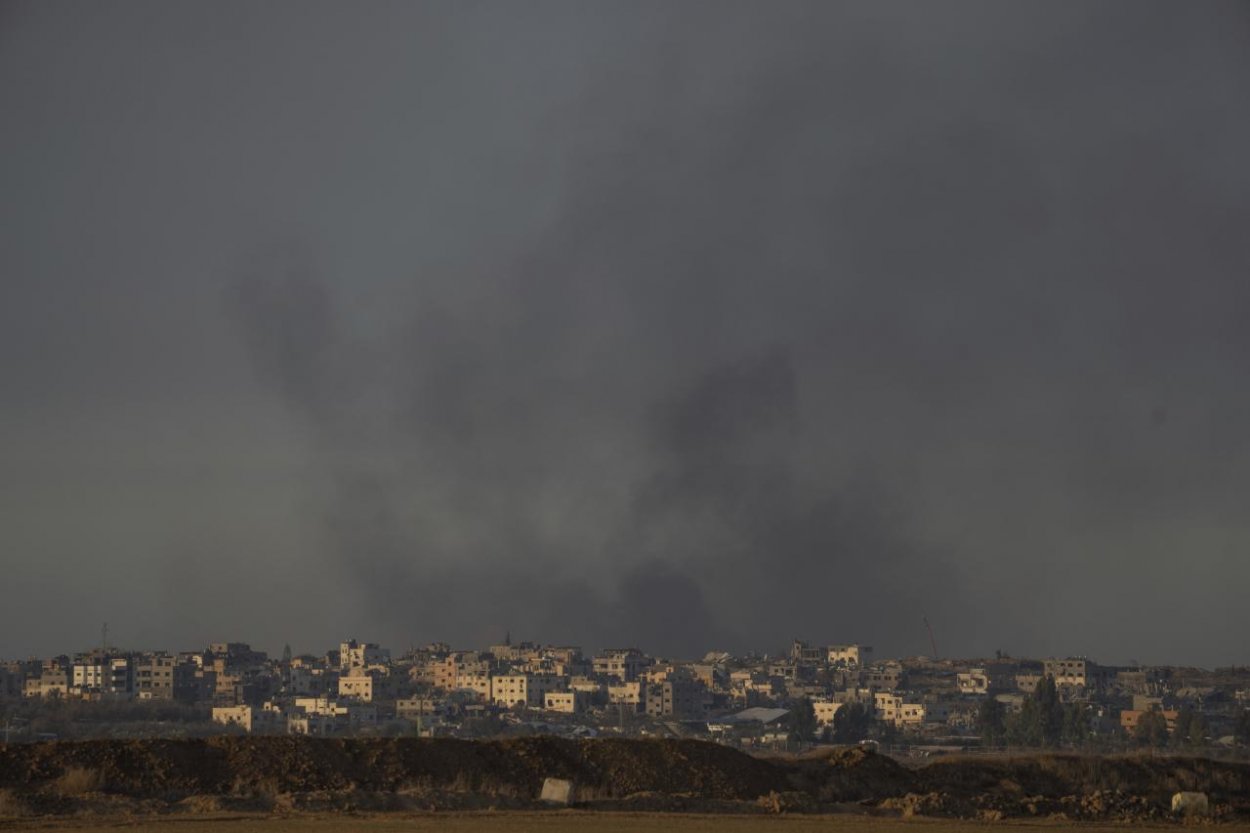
[593,649,649,682]
[135,655,196,701]
[490,673,566,708]
[569,677,605,697]
[1015,672,1043,694]
[834,687,874,706]
[396,696,438,720]
[897,703,927,728]
[862,664,904,691]
[1120,708,1179,735]
[828,645,873,667]
[452,671,492,701]
[430,652,493,691]
[290,697,377,735]
[641,663,692,684]
[790,640,825,663]
[812,700,843,727]
[644,680,704,718]
[1043,658,1108,692]
[24,667,68,699]
[208,643,266,663]
[339,640,389,671]
[409,660,439,689]
[543,691,587,714]
[687,664,723,690]
[212,704,282,733]
[958,667,1013,695]
[873,692,903,723]
[488,640,541,663]
[607,681,643,708]
[337,671,376,702]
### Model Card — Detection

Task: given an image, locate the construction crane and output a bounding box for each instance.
[922,613,939,659]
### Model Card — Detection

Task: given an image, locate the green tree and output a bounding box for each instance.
[1033,676,1063,747]
[1006,698,1039,747]
[1134,711,1169,749]
[789,697,817,741]
[1172,708,1207,749]
[1061,703,1089,748]
[832,702,872,743]
[1005,677,1065,748]
[977,697,1006,748]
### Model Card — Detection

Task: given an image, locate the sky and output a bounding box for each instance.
[2,1,1249,666]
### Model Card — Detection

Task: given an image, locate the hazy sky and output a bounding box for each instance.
[3,1,1249,666]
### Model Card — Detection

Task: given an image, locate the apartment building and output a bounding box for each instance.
[396,697,437,720]
[135,655,197,701]
[812,700,843,727]
[862,664,904,691]
[644,679,704,719]
[607,681,643,709]
[874,692,903,723]
[337,671,377,702]
[452,670,492,701]
[24,667,69,699]
[1044,658,1109,692]
[544,691,588,714]
[896,702,927,728]
[490,673,565,708]
[593,649,649,682]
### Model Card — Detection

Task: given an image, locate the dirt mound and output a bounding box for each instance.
[914,753,1250,818]
[770,743,917,803]
[1,737,1247,821]
[0,737,788,803]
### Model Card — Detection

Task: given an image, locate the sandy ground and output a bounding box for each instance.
[1,813,1246,833]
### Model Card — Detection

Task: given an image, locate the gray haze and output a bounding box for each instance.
[3,1,1249,666]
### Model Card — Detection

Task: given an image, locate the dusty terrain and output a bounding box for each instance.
[7,813,1250,833]
[1,737,1247,824]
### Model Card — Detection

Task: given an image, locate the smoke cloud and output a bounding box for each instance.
[3,1,1249,664]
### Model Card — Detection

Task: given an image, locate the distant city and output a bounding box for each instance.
[4,637,1250,752]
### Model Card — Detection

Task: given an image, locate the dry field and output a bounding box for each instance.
[3,813,1249,833]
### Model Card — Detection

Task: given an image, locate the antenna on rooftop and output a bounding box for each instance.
[101,622,109,657]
